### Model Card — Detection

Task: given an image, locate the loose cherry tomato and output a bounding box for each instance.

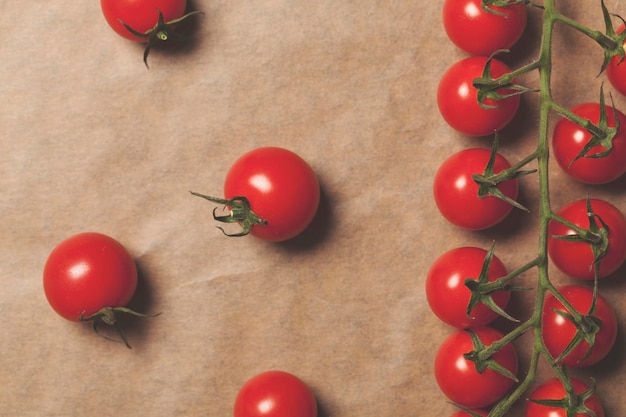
[433,148,519,230]
[552,102,626,184]
[548,198,626,280]
[437,56,520,137]
[606,24,626,97]
[192,147,320,242]
[426,246,510,328]
[434,326,518,409]
[542,285,617,368]
[525,378,605,417]
[443,0,528,56]
[234,370,317,417]
[100,0,188,42]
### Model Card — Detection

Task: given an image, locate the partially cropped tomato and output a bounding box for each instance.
[443,0,528,56]
[43,232,137,321]
[101,0,188,41]
[433,148,519,230]
[552,102,626,184]
[192,147,320,242]
[426,246,510,328]
[606,25,626,97]
[548,198,626,280]
[437,56,520,136]
[525,378,605,417]
[234,370,317,417]
[542,285,617,368]
[449,411,488,417]
[434,326,518,409]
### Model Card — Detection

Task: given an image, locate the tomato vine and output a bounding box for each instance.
[434,1,626,416]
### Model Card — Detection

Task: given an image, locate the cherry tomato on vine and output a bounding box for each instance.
[234,370,317,417]
[426,246,510,328]
[606,24,626,97]
[433,148,519,230]
[525,378,605,417]
[191,147,320,242]
[437,56,520,137]
[548,198,626,280]
[43,232,138,321]
[542,285,617,368]
[101,0,188,41]
[552,102,626,184]
[434,326,518,409]
[443,0,528,56]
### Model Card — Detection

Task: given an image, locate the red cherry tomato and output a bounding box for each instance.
[100,0,188,42]
[433,148,519,230]
[443,0,528,56]
[426,246,510,328]
[193,147,320,242]
[548,198,626,280]
[542,285,617,368]
[434,326,518,409]
[525,378,605,417]
[552,102,626,184]
[437,56,520,137]
[43,232,138,321]
[606,25,626,97]
[234,370,317,417]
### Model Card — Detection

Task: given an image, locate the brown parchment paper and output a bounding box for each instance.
[2,1,626,416]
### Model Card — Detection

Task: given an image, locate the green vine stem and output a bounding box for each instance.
[463,1,623,415]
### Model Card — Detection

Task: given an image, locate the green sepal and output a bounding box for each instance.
[190,191,268,237]
[463,329,519,382]
[529,378,599,417]
[598,0,626,74]
[79,307,160,349]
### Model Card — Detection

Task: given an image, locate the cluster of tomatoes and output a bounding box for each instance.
[42,1,323,416]
[429,1,626,416]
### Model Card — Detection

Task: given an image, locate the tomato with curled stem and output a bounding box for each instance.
[43,232,146,347]
[434,326,518,409]
[548,198,626,280]
[437,56,520,137]
[433,148,519,230]
[443,0,528,56]
[191,147,320,242]
[542,285,617,368]
[525,378,605,417]
[552,102,626,184]
[234,370,317,417]
[426,246,510,328]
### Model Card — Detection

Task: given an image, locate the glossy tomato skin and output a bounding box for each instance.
[552,102,626,184]
[443,0,527,56]
[43,232,138,321]
[101,0,187,41]
[542,285,617,368]
[434,326,518,409]
[234,370,317,417]
[606,25,626,96]
[525,378,605,417]
[437,56,520,137]
[433,148,518,230]
[224,147,320,242]
[548,198,626,280]
[426,246,510,328]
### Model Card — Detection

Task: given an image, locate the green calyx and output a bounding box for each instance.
[79,307,159,349]
[463,329,519,382]
[190,191,268,237]
[118,8,204,68]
